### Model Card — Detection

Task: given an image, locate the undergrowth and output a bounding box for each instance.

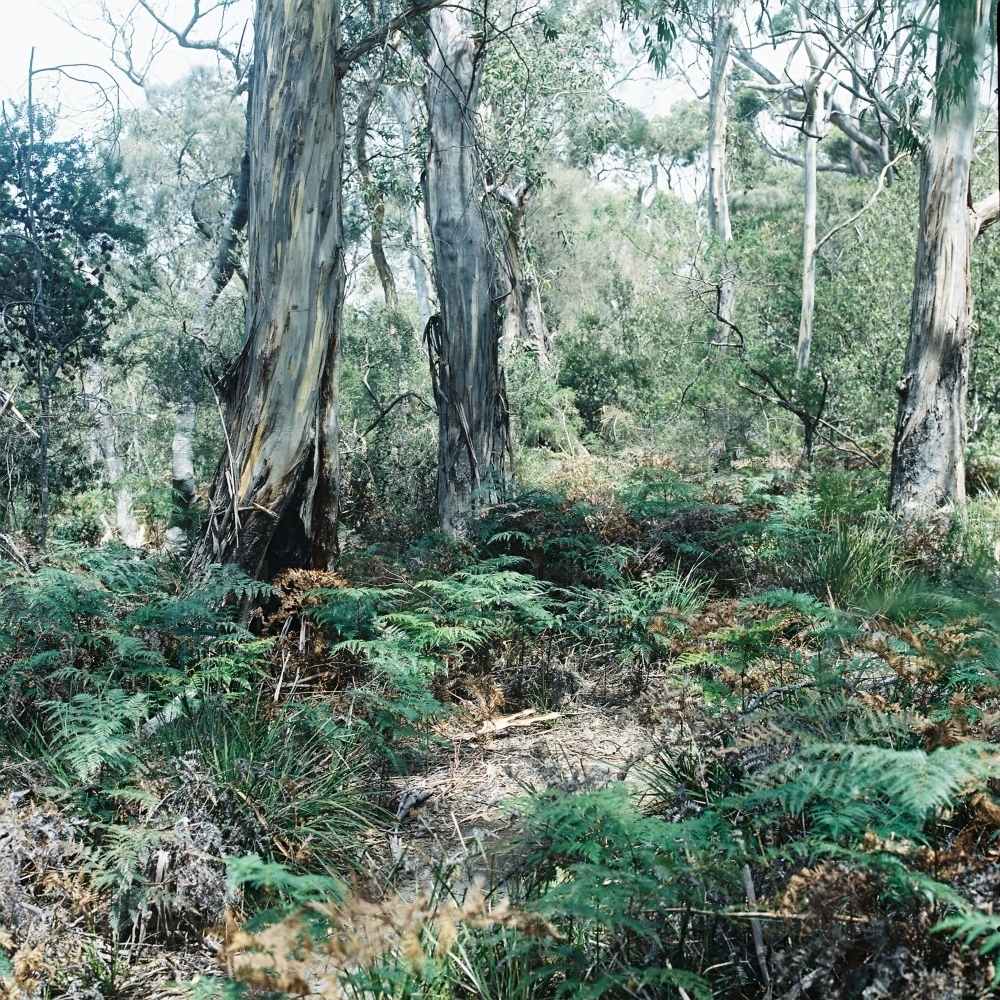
[2,468,999,999]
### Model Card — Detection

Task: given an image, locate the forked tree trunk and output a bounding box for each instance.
[889,0,993,517]
[707,0,735,338]
[190,0,345,578]
[424,4,509,534]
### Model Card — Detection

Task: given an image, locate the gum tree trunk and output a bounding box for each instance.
[497,181,551,368]
[707,0,735,337]
[424,4,509,534]
[190,0,345,578]
[796,85,830,373]
[387,87,434,330]
[84,360,143,547]
[888,0,995,516]
[171,397,197,510]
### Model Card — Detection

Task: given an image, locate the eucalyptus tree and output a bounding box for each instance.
[113,0,457,576]
[423,3,509,534]
[419,0,616,532]
[122,69,248,517]
[732,0,928,373]
[683,0,738,332]
[888,0,999,516]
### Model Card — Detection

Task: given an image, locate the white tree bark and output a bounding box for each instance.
[889,0,994,516]
[707,0,734,245]
[796,83,832,373]
[497,182,552,368]
[707,0,736,339]
[171,397,197,509]
[84,360,143,548]
[190,0,345,577]
[387,86,434,331]
[424,3,509,534]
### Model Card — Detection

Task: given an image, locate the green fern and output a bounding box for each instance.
[44,687,149,780]
[934,910,1000,985]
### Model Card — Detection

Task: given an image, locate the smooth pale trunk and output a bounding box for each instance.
[796,90,827,373]
[171,398,197,509]
[501,268,550,367]
[707,0,735,338]
[412,206,434,332]
[190,0,345,577]
[889,0,990,516]
[84,360,142,548]
[387,87,434,330]
[425,4,509,534]
[707,0,733,245]
[499,188,552,368]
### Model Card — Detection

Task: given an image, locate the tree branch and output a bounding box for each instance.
[973,189,1000,240]
[829,107,885,160]
[815,151,907,254]
[337,0,451,75]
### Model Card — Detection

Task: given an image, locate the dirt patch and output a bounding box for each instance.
[374,707,658,892]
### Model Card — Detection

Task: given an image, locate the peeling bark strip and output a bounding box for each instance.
[888,0,991,517]
[190,0,346,577]
[424,4,509,534]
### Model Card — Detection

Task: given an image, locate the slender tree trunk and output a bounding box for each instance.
[190,0,346,578]
[424,3,509,534]
[172,397,197,510]
[37,383,50,550]
[357,78,398,310]
[84,360,142,547]
[796,85,829,373]
[412,206,434,331]
[707,0,735,338]
[888,0,991,517]
[387,86,434,331]
[707,0,733,244]
[208,113,251,305]
[498,183,552,368]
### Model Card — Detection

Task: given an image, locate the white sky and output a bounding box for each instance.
[2,0,681,120]
[0,1,237,113]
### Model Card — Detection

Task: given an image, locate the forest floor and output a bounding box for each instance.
[2,463,1000,999]
[381,703,657,892]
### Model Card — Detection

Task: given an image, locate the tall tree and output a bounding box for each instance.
[189,0,346,577]
[706,0,735,334]
[888,0,999,516]
[423,3,509,534]
[83,359,143,547]
[115,0,449,577]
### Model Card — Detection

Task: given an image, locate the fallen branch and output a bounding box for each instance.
[451,708,561,742]
[742,679,817,715]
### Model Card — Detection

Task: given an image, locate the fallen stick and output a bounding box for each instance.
[452,708,561,742]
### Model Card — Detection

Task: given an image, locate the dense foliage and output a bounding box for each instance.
[1,0,999,997]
